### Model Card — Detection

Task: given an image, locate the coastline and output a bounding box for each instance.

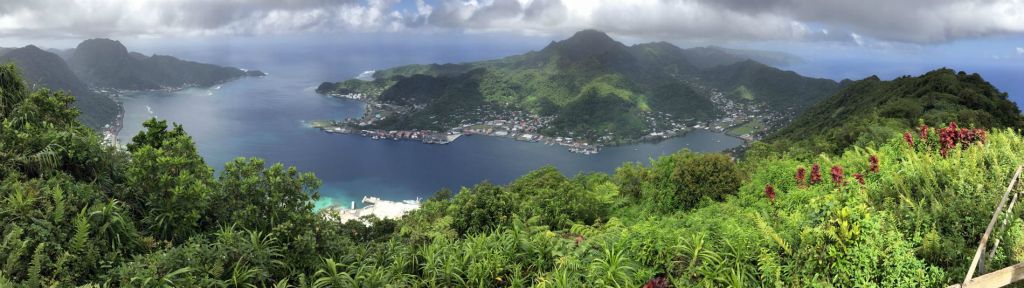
[101,73,263,147]
[321,196,421,223]
[308,96,757,155]
[311,77,782,154]
[309,93,720,154]
[101,93,125,148]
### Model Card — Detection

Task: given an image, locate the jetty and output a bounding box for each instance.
[323,196,421,223]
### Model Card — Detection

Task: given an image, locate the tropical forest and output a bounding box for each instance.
[6,34,1024,288]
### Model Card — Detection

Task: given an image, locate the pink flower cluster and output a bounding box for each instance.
[853,173,865,185]
[794,155,880,190]
[934,122,987,157]
[795,167,806,187]
[810,164,822,185]
[830,165,844,186]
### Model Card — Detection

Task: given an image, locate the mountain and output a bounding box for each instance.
[674,46,803,70]
[68,38,263,90]
[45,48,75,60]
[318,30,840,143]
[701,60,839,112]
[762,68,1024,156]
[0,45,118,128]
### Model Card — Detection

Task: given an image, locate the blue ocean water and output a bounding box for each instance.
[116,35,1021,207]
[116,36,744,207]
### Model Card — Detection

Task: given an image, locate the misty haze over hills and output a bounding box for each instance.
[0,38,264,128]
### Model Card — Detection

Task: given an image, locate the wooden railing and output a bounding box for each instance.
[949,165,1024,288]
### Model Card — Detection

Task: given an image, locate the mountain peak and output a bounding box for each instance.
[567,29,613,41]
[75,38,128,56]
[541,29,627,59]
[20,45,43,52]
[559,29,621,49]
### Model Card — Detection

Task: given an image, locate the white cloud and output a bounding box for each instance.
[1017,47,1024,55]
[851,33,864,46]
[0,0,1022,44]
[0,0,412,38]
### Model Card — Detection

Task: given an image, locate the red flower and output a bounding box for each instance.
[960,128,971,149]
[854,173,865,185]
[765,184,776,204]
[919,124,929,142]
[903,132,914,147]
[796,167,806,186]
[830,165,844,186]
[868,155,879,173]
[642,273,669,288]
[810,164,822,185]
[975,129,987,144]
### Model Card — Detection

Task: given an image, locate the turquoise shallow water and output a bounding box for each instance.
[116,39,745,207]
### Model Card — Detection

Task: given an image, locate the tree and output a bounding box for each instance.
[647,150,743,211]
[125,120,216,243]
[451,182,517,235]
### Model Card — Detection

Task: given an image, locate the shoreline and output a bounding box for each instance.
[311,94,726,154]
[321,196,421,223]
[311,119,749,154]
[101,93,125,147]
[102,75,262,147]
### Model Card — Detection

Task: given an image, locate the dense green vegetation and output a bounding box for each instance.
[318,30,840,141]
[7,59,1024,287]
[0,47,117,129]
[702,60,842,112]
[763,68,1024,158]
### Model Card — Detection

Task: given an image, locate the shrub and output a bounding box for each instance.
[647,151,743,211]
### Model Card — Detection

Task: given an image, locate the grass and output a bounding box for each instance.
[727,118,765,136]
[732,85,755,101]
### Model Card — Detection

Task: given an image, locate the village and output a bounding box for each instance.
[313,82,788,154]
[312,114,604,154]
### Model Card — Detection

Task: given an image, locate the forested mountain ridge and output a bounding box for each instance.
[0,39,265,130]
[68,38,264,90]
[317,30,840,142]
[0,45,118,128]
[9,60,1024,286]
[759,68,1024,157]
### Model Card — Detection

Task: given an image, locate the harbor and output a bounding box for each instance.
[322,196,421,223]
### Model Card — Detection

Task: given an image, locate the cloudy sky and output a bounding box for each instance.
[1,0,1022,81]
[0,0,1021,44]
[0,0,1021,101]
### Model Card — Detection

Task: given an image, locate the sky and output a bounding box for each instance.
[0,0,1021,92]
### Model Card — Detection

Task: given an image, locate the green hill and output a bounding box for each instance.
[0,45,118,128]
[68,38,263,90]
[761,68,1024,157]
[318,30,840,142]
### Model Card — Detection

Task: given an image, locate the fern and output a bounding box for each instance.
[28,242,46,287]
[51,186,65,223]
[2,227,27,277]
[754,213,792,255]
[70,209,90,253]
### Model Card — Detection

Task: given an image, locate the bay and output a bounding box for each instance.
[116,36,745,207]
